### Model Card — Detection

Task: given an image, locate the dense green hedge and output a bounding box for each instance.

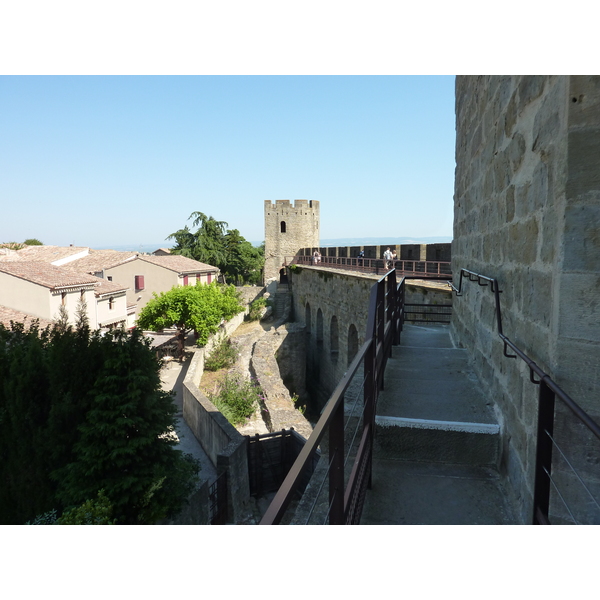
[0,322,199,524]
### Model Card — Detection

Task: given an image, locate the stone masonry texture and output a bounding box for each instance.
[452,76,600,524]
[264,200,320,282]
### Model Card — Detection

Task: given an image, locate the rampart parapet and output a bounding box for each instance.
[265,199,319,211]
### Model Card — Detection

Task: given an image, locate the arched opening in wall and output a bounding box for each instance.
[279,268,288,284]
[347,324,358,367]
[316,309,324,356]
[330,316,339,364]
[305,302,311,334]
[280,221,286,233]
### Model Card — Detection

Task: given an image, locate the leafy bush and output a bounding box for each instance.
[56,490,116,525]
[208,374,263,426]
[247,297,267,321]
[0,322,200,524]
[204,336,238,371]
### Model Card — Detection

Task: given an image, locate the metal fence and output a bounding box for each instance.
[247,429,319,497]
[260,269,405,524]
[291,255,452,279]
[451,268,600,524]
[404,303,452,324]
[208,471,228,525]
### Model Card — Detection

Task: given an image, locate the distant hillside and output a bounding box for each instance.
[96,236,452,253]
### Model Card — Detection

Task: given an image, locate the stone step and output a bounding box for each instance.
[361,460,516,525]
[375,323,499,467]
[374,416,500,465]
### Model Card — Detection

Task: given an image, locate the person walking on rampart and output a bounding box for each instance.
[357,250,364,267]
[383,247,393,270]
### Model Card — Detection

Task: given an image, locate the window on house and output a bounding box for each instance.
[61,292,66,306]
[183,275,189,286]
[135,275,145,291]
[280,221,286,233]
[107,276,113,281]
[207,273,212,284]
[109,297,114,310]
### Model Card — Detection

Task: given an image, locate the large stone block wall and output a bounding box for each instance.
[453,76,600,523]
[264,200,320,282]
[289,267,376,409]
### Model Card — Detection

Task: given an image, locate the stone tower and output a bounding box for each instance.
[264,199,320,282]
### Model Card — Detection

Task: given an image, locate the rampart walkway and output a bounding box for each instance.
[361,323,518,524]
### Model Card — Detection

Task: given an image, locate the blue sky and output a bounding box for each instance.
[0,75,456,249]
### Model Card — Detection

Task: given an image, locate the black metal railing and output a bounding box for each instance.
[450,268,600,524]
[404,303,452,324]
[247,429,318,498]
[260,269,405,524]
[209,472,228,525]
[290,255,452,279]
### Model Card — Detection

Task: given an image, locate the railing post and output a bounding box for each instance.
[532,381,555,524]
[329,396,345,524]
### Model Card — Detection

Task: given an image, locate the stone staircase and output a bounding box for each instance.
[361,323,518,525]
[271,283,290,324]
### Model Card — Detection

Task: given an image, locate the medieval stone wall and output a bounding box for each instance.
[289,267,375,410]
[264,199,320,282]
[453,75,600,523]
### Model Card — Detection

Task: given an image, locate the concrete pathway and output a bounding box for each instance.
[361,323,518,525]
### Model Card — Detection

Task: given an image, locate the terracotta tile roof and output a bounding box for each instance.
[61,249,138,274]
[0,261,99,290]
[94,277,128,297]
[0,245,90,264]
[138,254,218,273]
[0,305,53,329]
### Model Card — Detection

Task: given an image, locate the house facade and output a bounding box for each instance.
[0,245,219,328]
[104,254,220,315]
[0,261,99,328]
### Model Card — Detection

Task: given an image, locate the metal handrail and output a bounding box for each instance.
[450,267,600,524]
[260,268,403,524]
[290,255,452,279]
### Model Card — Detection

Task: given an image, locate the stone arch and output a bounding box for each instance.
[280,221,286,233]
[347,324,358,366]
[330,315,339,364]
[316,308,324,348]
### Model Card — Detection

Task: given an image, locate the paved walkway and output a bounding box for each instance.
[160,357,217,484]
[361,323,518,525]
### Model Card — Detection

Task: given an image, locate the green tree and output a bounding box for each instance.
[136,282,244,351]
[167,212,264,284]
[52,328,198,524]
[222,230,264,285]
[0,322,200,524]
[23,238,43,246]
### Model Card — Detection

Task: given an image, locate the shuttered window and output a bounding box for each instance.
[135,275,145,290]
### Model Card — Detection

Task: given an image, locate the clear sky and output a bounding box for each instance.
[0,75,456,249]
